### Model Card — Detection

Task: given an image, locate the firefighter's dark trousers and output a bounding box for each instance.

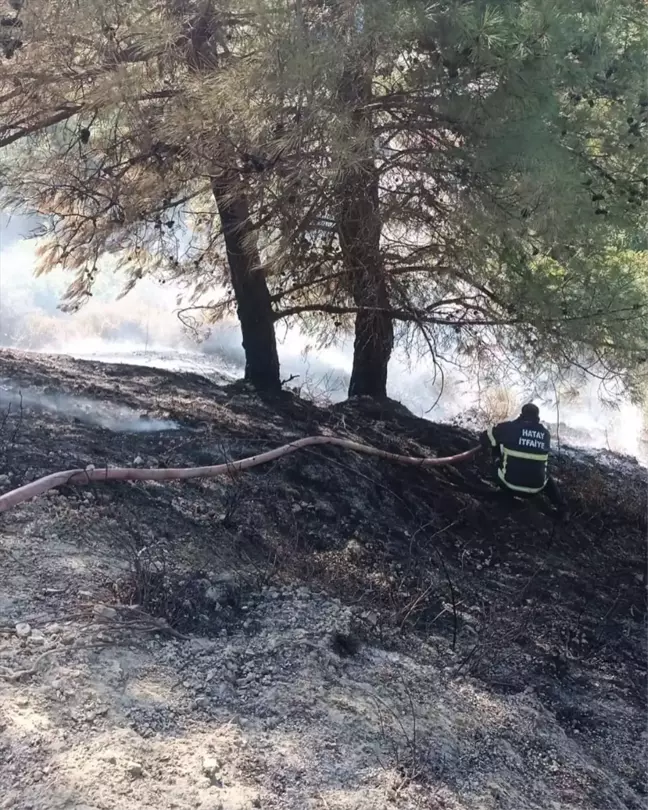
[493,464,565,513]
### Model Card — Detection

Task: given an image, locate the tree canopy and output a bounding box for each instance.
[0,0,646,399]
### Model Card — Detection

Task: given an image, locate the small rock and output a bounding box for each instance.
[15,696,29,708]
[344,539,365,559]
[93,604,117,620]
[202,757,220,778]
[45,623,61,635]
[0,474,10,487]
[133,456,144,466]
[28,630,46,645]
[125,760,143,778]
[365,611,379,627]
[218,683,234,700]
[15,622,31,638]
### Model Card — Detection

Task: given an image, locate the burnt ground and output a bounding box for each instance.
[0,348,646,810]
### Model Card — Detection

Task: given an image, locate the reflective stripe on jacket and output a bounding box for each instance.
[480,418,551,493]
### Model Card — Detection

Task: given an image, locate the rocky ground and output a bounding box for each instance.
[0,348,646,810]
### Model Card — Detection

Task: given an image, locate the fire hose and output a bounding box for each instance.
[0,435,481,515]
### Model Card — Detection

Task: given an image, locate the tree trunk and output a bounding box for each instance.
[349,306,393,398]
[176,2,281,393]
[337,60,393,399]
[211,175,281,393]
[337,160,393,398]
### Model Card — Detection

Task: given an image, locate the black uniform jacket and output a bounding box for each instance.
[480,417,550,493]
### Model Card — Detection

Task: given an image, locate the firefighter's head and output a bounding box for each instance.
[520,403,540,422]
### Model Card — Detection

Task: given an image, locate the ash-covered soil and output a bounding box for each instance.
[0,348,646,810]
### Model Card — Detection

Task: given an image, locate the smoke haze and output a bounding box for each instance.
[1,215,646,464]
[0,381,179,433]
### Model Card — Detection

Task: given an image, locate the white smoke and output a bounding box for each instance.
[0,381,179,433]
[0,215,646,464]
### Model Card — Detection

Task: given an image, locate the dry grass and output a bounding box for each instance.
[569,462,647,529]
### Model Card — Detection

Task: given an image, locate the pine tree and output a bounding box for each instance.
[0,0,646,401]
[0,0,282,392]
[215,0,648,398]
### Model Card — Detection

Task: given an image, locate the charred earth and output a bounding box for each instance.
[0,349,646,810]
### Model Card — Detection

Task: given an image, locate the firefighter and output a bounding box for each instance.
[480,403,567,517]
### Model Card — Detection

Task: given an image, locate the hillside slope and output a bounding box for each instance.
[0,349,646,810]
